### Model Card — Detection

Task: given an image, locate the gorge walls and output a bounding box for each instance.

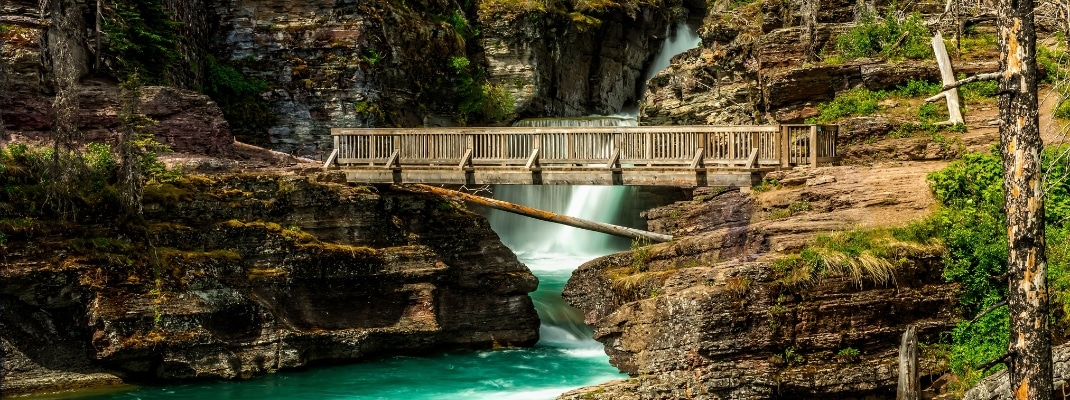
[0,173,540,395]
[2,0,706,154]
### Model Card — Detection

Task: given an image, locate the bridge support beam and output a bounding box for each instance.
[410,184,673,243]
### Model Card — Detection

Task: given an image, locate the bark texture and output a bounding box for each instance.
[996,0,1053,396]
[897,326,919,400]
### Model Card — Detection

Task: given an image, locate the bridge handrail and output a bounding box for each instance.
[330,124,838,168]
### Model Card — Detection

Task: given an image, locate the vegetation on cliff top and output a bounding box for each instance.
[835,11,931,61]
[927,147,1070,388]
[101,0,180,84]
[774,146,1070,389]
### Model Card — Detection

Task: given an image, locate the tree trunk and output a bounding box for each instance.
[411,184,673,243]
[95,0,101,72]
[996,0,1052,395]
[897,326,919,400]
[802,0,819,62]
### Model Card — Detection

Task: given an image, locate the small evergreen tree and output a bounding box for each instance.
[117,73,168,217]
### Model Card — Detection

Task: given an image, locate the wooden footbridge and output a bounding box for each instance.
[324,124,838,187]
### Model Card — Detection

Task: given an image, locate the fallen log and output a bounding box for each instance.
[410,184,673,243]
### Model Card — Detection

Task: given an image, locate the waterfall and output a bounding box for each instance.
[493,19,701,346]
[644,21,702,84]
[513,116,638,128]
[484,185,636,347]
[488,186,636,257]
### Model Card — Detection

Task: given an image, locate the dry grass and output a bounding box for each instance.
[773,228,943,288]
[608,268,676,299]
[478,0,548,21]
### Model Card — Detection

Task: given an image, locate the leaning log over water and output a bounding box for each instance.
[410,184,673,243]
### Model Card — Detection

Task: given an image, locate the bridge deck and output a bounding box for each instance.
[327,124,838,187]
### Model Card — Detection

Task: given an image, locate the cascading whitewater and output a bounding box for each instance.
[71,19,703,400]
[644,21,702,84]
[490,18,701,346]
[487,186,637,257]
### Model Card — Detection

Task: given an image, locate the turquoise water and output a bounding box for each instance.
[48,186,633,400]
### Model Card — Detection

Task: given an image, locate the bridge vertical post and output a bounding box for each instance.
[612,131,621,158]
[568,132,575,161]
[644,132,652,166]
[700,131,708,157]
[809,125,818,168]
[501,131,508,165]
[334,134,340,163]
[728,131,737,162]
[393,135,401,160]
[751,130,760,165]
[778,125,788,168]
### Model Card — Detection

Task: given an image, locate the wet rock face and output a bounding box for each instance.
[206,0,701,153]
[639,0,1002,126]
[0,174,539,395]
[480,1,692,118]
[2,81,233,155]
[562,166,958,399]
[207,0,469,154]
[563,234,957,399]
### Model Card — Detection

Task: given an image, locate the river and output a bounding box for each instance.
[48,186,640,400]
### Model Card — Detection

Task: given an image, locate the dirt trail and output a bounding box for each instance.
[752,87,1064,250]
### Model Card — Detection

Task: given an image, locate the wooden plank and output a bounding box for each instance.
[745,148,759,169]
[607,148,621,169]
[457,148,473,170]
[525,148,541,170]
[343,168,758,187]
[784,127,794,166]
[384,149,401,169]
[809,125,818,168]
[322,149,339,169]
[332,125,780,136]
[689,147,705,169]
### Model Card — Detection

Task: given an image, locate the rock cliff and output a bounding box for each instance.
[0,173,540,396]
[2,0,705,154]
[561,163,959,399]
[637,0,1011,125]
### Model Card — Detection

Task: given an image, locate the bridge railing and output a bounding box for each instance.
[330,125,838,168]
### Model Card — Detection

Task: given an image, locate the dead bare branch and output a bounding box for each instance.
[973,351,1013,372]
[967,300,1008,327]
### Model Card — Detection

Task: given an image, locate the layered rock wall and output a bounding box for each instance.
[2,0,705,154]
[561,164,958,399]
[0,173,539,395]
[480,0,698,118]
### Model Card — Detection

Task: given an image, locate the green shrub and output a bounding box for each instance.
[85,143,116,174]
[950,299,1009,383]
[835,12,931,60]
[893,79,942,97]
[204,56,275,145]
[1057,98,1070,119]
[925,146,1070,383]
[806,88,887,124]
[916,102,941,122]
[448,55,514,124]
[837,347,862,362]
[446,10,479,39]
[1038,45,1069,84]
[102,0,181,83]
[960,80,999,101]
